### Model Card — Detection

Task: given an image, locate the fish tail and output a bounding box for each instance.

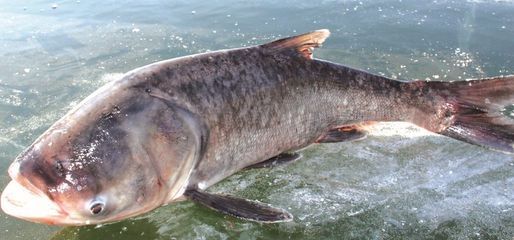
[409,75,514,154]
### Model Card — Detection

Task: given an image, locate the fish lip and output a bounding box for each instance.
[0,176,88,226]
[1,179,65,225]
[3,155,76,225]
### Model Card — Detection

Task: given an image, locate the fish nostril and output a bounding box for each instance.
[54,161,65,176]
[89,201,104,215]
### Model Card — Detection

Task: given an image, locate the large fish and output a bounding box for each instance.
[1,29,513,225]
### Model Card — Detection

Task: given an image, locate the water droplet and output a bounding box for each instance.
[51,3,58,9]
[191,10,196,14]
[23,68,30,73]
[132,28,140,33]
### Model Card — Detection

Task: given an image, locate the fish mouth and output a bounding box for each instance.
[1,179,158,226]
[1,169,144,226]
[1,161,88,226]
[0,179,74,225]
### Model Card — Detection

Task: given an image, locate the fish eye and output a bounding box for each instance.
[89,201,105,215]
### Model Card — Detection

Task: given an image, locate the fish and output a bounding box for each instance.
[1,29,514,226]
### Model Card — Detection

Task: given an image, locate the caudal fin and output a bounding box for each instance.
[412,75,514,154]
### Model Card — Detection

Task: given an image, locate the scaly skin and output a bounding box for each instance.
[129,46,419,188]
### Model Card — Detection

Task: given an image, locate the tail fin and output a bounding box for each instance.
[411,75,514,154]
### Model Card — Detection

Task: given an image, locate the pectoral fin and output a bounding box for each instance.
[244,152,301,170]
[184,189,293,223]
[316,125,368,143]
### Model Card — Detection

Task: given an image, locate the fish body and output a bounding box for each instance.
[158,44,409,188]
[1,29,514,225]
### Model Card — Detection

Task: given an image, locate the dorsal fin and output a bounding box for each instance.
[261,29,330,59]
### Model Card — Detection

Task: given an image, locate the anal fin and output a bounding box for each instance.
[316,125,368,143]
[244,152,301,170]
[184,189,293,223]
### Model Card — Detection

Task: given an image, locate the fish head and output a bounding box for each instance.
[1,85,201,225]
